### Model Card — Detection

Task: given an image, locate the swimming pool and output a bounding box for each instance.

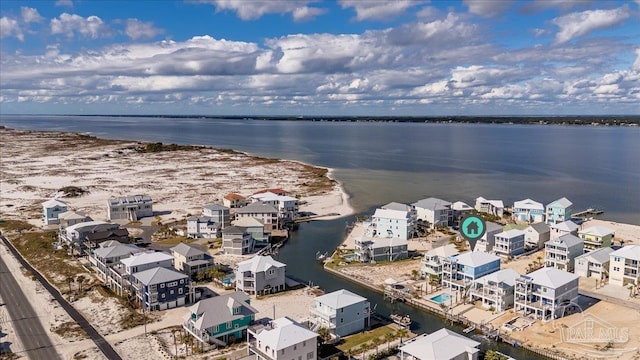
[430,293,452,304]
[343,253,358,260]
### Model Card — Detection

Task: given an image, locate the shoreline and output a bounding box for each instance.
[0,127,355,224]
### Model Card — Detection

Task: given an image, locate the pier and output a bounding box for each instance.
[571,208,604,219]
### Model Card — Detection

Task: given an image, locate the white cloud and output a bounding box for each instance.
[125,19,163,40]
[198,0,325,21]
[553,6,630,44]
[633,49,640,71]
[0,16,23,41]
[55,0,73,7]
[50,13,111,39]
[464,0,514,17]
[21,7,43,23]
[519,0,594,14]
[339,0,425,21]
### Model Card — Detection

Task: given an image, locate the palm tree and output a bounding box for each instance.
[384,332,395,351]
[396,328,409,344]
[411,269,419,280]
[360,342,372,360]
[343,348,354,360]
[372,337,383,355]
[317,327,331,345]
[66,276,74,295]
[76,275,86,293]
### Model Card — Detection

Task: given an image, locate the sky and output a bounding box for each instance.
[0,0,639,116]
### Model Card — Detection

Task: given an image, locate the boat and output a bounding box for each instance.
[390,313,411,328]
[463,325,476,334]
[315,251,329,261]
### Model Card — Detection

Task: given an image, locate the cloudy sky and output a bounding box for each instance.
[1,0,639,116]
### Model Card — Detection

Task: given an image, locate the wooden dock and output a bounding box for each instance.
[571,208,604,219]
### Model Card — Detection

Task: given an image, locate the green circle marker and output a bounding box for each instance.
[460,214,486,241]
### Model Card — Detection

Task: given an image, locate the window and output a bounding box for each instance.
[307,352,314,359]
[281,349,285,355]
[213,325,219,332]
[168,281,178,287]
[160,284,165,288]
[340,318,344,323]
[178,288,183,294]
[294,345,297,350]
[303,341,306,347]
[161,293,165,299]
[180,279,184,284]
[170,290,174,295]
[227,321,232,328]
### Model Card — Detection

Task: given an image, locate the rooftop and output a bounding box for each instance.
[472,268,520,287]
[526,222,550,233]
[120,251,174,267]
[579,226,615,237]
[235,202,278,214]
[254,317,317,351]
[203,203,229,211]
[576,247,615,263]
[496,229,525,239]
[171,243,206,258]
[451,251,501,267]
[315,289,368,309]
[412,197,451,210]
[399,328,480,360]
[452,201,473,211]
[550,220,579,233]
[520,267,578,289]
[548,197,573,208]
[237,255,286,273]
[546,234,583,248]
[475,197,504,209]
[610,245,640,261]
[93,244,142,259]
[42,198,67,208]
[233,217,264,227]
[187,292,259,331]
[372,208,411,221]
[224,193,246,200]
[108,194,152,206]
[133,267,188,286]
[424,244,460,259]
[381,202,413,212]
[514,198,544,210]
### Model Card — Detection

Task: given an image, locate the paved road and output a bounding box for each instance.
[0,252,60,359]
[1,235,123,360]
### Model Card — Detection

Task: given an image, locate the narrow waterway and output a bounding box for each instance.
[278,215,545,359]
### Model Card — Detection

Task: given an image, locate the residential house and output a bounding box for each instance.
[248,317,318,360]
[608,245,640,287]
[42,198,68,225]
[514,267,579,321]
[223,193,249,209]
[421,244,460,280]
[474,197,504,218]
[107,195,153,221]
[250,192,299,222]
[84,227,131,252]
[575,247,614,280]
[222,226,255,255]
[441,252,501,291]
[451,201,473,227]
[579,226,615,252]
[187,216,219,238]
[398,328,480,360]
[235,203,279,232]
[381,202,413,213]
[132,267,191,311]
[309,289,370,337]
[91,244,142,280]
[233,217,269,243]
[371,208,414,240]
[171,243,214,279]
[202,204,231,228]
[546,197,573,225]
[57,210,91,230]
[469,268,520,312]
[355,236,408,263]
[254,188,289,197]
[235,255,286,295]
[61,221,124,252]
[108,251,174,296]
[513,198,545,223]
[412,198,452,228]
[524,223,551,250]
[550,220,579,239]
[183,291,259,346]
[544,234,584,271]
[472,222,503,253]
[493,229,525,258]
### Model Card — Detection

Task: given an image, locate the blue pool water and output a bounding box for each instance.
[430,293,452,304]
[343,253,358,260]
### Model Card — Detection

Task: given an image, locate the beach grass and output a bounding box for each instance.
[336,324,397,352]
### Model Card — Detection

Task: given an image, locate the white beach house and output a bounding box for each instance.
[524,222,551,250]
[399,328,480,360]
[309,289,370,337]
[248,317,318,360]
[609,245,640,287]
[473,222,503,253]
[107,194,153,221]
[474,197,504,218]
[371,207,414,240]
[513,198,545,223]
[469,268,520,312]
[235,255,286,295]
[575,247,614,280]
[412,197,452,229]
[514,267,579,321]
[544,234,584,272]
[421,244,460,279]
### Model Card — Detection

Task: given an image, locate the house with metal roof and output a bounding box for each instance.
[546,197,573,225]
[108,251,174,296]
[91,244,142,280]
[579,226,615,252]
[355,236,408,263]
[235,202,279,231]
[42,198,68,225]
[441,251,501,291]
[187,216,220,238]
[575,247,614,280]
[473,222,504,253]
[469,268,520,312]
[309,289,370,337]
[132,267,191,311]
[398,328,480,360]
[421,244,460,279]
[493,229,525,258]
[474,196,504,218]
[371,207,415,241]
[202,203,231,228]
[233,217,269,243]
[171,243,214,278]
[107,194,153,221]
[608,245,640,287]
[57,210,91,230]
[412,197,453,229]
[550,220,579,239]
[183,291,259,347]
[250,192,299,222]
[235,255,286,295]
[248,317,318,360]
[514,267,579,321]
[222,226,255,255]
[524,222,551,250]
[513,198,545,223]
[544,234,584,271]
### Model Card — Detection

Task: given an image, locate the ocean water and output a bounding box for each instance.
[2,114,639,359]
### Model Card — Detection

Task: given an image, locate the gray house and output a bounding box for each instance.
[473,222,503,253]
[355,236,408,263]
[514,267,579,321]
[235,255,286,295]
[202,204,230,229]
[91,243,142,280]
[132,267,191,311]
[107,194,153,221]
[170,243,214,278]
[309,289,370,337]
[544,234,584,272]
[524,222,551,250]
[575,247,614,280]
[222,226,255,255]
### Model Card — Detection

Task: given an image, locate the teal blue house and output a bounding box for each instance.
[183,291,258,346]
[42,198,68,225]
[545,197,573,225]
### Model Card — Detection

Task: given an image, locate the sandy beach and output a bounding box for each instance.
[0,127,354,225]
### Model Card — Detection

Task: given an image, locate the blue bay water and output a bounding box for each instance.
[2,114,639,359]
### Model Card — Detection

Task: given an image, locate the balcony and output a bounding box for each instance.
[309,306,335,322]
